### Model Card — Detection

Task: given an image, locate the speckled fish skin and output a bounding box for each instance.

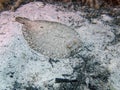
[16,17,82,59]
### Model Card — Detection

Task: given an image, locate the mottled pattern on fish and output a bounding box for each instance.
[16,17,82,59]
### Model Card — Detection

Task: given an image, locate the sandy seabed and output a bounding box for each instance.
[0,1,120,90]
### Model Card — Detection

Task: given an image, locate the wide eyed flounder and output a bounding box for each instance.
[16,17,82,59]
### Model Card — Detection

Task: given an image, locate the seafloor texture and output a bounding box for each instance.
[0,1,120,90]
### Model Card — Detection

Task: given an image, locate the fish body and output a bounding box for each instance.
[16,17,82,59]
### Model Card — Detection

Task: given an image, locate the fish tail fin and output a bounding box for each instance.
[15,17,30,24]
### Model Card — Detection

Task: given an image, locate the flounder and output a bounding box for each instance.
[16,17,82,59]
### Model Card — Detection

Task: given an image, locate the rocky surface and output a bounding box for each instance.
[0,1,119,90]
